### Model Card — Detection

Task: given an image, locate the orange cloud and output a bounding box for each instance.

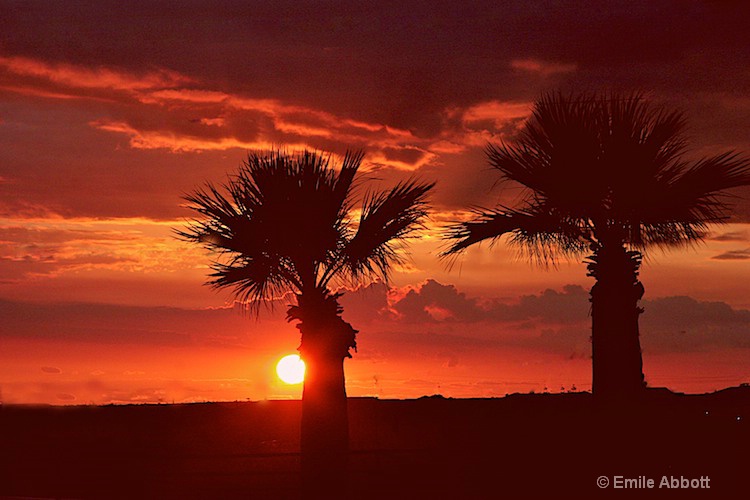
[438,100,533,148]
[461,100,531,123]
[0,55,546,173]
[0,56,190,90]
[0,55,190,92]
[366,147,436,171]
[90,109,431,170]
[199,117,226,127]
[274,120,333,138]
[0,216,205,280]
[510,58,577,76]
[146,90,402,143]
[90,120,309,153]
[426,140,467,154]
[142,88,229,104]
[1,56,465,170]
[0,84,83,100]
[81,79,430,168]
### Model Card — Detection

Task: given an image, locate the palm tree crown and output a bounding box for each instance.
[179,149,433,311]
[443,92,750,262]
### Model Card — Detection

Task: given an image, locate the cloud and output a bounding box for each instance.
[41,366,62,374]
[448,100,533,147]
[384,279,590,324]
[510,59,577,76]
[2,54,455,171]
[459,101,531,125]
[708,231,748,242]
[341,280,750,357]
[0,55,189,92]
[389,279,480,322]
[114,87,451,171]
[513,285,591,323]
[0,218,203,280]
[3,1,750,224]
[354,281,592,360]
[90,120,289,153]
[4,1,750,134]
[641,295,750,352]
[711,248,750,260]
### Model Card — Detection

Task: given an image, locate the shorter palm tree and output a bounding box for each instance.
[444,92,750,400]
[178,149,433,493]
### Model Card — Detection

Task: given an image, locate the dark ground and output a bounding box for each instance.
[1,387,748,499]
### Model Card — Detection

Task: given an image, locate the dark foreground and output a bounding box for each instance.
[1,387,748,499]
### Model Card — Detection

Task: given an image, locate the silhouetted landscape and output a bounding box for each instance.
[2,387,747,498]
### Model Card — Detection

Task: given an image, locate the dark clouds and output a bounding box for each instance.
[6,4,750,96]
[707,231,750,260]
[6,280,750,355]
[383,279,589,324]
[709,231,748,242]
[4,1,749,116]
[712,248,750,260]
[341,280,750,356]
[4,278,747,357]
[349,281,593,360]
[642,295,750,351]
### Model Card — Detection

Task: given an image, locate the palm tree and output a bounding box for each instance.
[443,92,750,401]
[178,149,433,494]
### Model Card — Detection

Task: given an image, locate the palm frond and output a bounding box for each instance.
[604,99,687,185]
[637,221,709,249]
[629,152,750,247]
[332,150,365,216]
[441,204,588,266]
[487,93,609,213]
[208,254,300,313]
[338,178,434,284]
[666,152,750,215]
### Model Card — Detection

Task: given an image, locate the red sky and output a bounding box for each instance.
[1,1,749,404]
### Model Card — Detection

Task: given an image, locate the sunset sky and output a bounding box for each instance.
[1,0,749,405]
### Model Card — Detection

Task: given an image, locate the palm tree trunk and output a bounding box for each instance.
[289,290,357,497]
[588,244,646,401]
[300,344,348,496]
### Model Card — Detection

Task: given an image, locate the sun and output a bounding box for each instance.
[276,354,306,384]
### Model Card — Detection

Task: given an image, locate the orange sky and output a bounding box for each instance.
[1,1,749,404]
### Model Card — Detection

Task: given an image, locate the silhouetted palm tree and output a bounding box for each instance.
[178,149,433,493]
[443,92,750,401]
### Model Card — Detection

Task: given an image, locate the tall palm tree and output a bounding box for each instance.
[178,149,433,493]
[443,92,750,401]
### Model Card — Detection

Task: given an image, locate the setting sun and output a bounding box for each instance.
[276,354,306,384]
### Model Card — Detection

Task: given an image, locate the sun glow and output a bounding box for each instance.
[276,354,306,384]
